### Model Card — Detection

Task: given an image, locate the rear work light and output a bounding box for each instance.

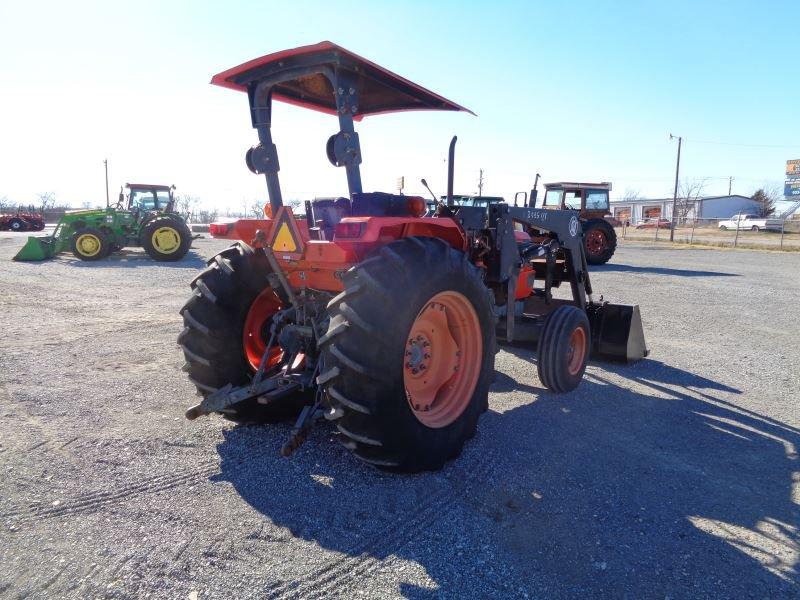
[209,222,232,236]
[334,221,366,239]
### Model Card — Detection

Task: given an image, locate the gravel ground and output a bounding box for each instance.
[0,232,798,599]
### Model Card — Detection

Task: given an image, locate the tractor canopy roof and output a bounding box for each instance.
[211,41,474,120]
[545,182,613,191]
[125,183,174,191]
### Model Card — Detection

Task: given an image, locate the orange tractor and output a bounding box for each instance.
[181,42,647,471]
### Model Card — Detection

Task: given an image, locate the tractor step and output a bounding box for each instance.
[496,316,542,343]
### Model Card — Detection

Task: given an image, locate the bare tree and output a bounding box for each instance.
[197,207,219,224]
[176,194,200,220]
[0,196,9,211]
[751,187,779,217]
[676,179,707,222]
[37,192,57,212]
[622,188,641,202]
[251,199,267,218]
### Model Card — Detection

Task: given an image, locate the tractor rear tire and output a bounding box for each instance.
[536,305,590,393]
[71,227,110,261]
[320,236,496,472]
[178,242,307,423]
[143,216,191,261]
[583,219,617,265]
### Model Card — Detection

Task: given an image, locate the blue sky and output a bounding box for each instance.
[1,0,798,210]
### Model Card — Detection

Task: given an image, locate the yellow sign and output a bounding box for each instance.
[787,159,800,177]
[267,206,304,259]
[273,222,297,252]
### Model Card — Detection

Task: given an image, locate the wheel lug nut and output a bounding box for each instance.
[424,354,430,359]
[405,362,412,368]
[419,364,426,371]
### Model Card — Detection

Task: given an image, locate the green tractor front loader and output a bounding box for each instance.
[14,183,192,262]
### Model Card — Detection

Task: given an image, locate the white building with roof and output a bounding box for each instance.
[609,194,764,224]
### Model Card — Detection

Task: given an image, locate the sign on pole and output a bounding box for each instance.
[784,179,800,197]
[787,160,800,177]
[397,176,405,193]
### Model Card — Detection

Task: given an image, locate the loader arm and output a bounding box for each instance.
[495,204,592,310]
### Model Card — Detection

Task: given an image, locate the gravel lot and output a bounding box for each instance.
[1,232,798,598]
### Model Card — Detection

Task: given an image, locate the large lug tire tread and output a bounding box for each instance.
[321,236,496,473]
[536,305,590,393]
[178,242,306,423]
[143,215,192,261]
[582,218,617,265]
[70,227,110,261]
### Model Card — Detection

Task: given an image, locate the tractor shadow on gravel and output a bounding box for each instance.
[213,358,799,598]
[598,263,740,277]
[65,249,207,269]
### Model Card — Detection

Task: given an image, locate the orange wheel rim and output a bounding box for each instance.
[404,291,482,429]
[585,229,607,255]
[242,289,284,371]
[566,326,588,376]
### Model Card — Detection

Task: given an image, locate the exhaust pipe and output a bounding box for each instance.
[446,136,456,207]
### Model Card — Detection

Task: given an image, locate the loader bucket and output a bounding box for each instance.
[13,236,58,261]
[590,303,649,363]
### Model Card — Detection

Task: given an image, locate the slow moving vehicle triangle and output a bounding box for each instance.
[268,206,304,259]
[273,222,297,252]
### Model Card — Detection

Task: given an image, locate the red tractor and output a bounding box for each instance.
[0,206,45,232]
[181,42,647,471]
[517,180,618,265]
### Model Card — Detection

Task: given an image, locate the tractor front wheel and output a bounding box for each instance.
[536,305,590,393]
[582,219,617,265]
[143,216,191,261]
[321,236,495,472]
[71,227,110,261]
[178,242,307,423]
[8,218,24,232]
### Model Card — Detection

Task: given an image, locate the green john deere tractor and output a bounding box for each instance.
[14,183,192,262]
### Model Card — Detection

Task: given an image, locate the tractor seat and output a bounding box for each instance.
[308,197,351,240]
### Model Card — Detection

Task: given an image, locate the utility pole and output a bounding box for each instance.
[728,176,733,196]
[477,169,484,196]
[104,159,110,208]
[669,134,682,242]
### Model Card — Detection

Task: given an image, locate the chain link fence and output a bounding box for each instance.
[618,217,800,251]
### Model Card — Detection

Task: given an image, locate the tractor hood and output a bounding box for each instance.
[210,41,474,120]
[65,208,108,215]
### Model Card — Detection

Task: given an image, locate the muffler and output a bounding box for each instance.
[588,302,649,363]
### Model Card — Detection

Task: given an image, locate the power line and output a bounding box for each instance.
[686,138,800,149]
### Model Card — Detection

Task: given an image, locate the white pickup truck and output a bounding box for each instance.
[718,214,782,232]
